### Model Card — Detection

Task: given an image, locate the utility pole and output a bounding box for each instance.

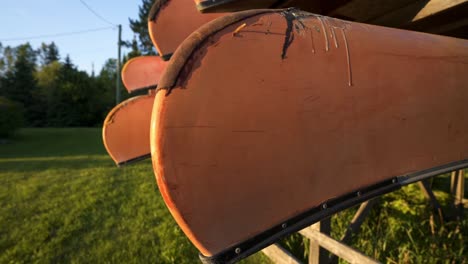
[116,24,122,105]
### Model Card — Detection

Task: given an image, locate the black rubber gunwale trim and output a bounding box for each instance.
[195,0,242,13]
[148,0,171,22]
[195,0,284,13]
[117,153,152,167]
[128,84,158,94]
[160,52,173,61]
[199,178,399,264]
[199,159,468,264]
[399,159,468,185]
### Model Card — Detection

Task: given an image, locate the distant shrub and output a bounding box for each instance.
[0,96,25,138]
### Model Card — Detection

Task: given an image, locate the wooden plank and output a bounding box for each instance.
[329,0,419,22]
[262,243,302,264]
[418,180,444,224]
[308,219,333,264]
[411,0,467,22]
[340,199,378,244]
[451,171,458,195]
[371,0,468,27]
[300,227,380,264]
[455,170,465,219]
[308,223,320,264]
[328,199,378,263]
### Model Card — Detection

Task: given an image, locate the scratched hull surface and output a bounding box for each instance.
[148,0,223,59]
[103,94,154,166]
[151,9,468,258]
[121,56,167,93]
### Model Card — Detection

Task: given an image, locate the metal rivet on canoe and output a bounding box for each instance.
[235,248,241,254]
[282,223,287,229]
[322,203,328,209]
[392,178,398,184]
[356,191,361,197]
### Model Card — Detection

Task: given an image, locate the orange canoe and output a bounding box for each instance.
[103,93,154,165]
[151,9,468,262]
[121,56,167,93]
[148,0,224,60]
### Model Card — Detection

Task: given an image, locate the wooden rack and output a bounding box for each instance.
[261,170,466,264]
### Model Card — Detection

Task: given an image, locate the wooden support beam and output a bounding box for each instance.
[450,170,465,220]
[262,243,302,264]
[411,0,467,22]
[418,180,444,224]
[451,170,459,195]
[370,0,468,27]
[454,170,465,219]
[300,227,380,264]
[340,199,378,244]
[308,219,333,264]
[328,199,378,263]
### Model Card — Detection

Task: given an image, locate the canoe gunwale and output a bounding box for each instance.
[117,153,152,167]
[148,0,171,22]
[160,52,173,61]
[195,0,281,13]
[198,159,468,264]
[195,0,246,13]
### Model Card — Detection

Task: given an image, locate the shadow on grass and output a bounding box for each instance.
[0,156,119,173]
[0,128,107,159]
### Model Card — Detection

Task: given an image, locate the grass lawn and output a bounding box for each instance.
[0,128,269,263]
[0,128,466,263]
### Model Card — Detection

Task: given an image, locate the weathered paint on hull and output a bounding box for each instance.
[151,9,468,261]
[121,56,167,93]
[103,93,155,165]
[148,0,224,60]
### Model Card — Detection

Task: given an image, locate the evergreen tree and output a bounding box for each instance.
[1,43,40,125]
[0,45,16,77]
[123,36,143,63]
[128,0,156,55]
[38,42,60,66]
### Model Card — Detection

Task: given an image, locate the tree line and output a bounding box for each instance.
[0,0,153,136]
[0,42,119,128]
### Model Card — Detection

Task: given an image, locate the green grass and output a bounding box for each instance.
[1,128,466,263]
[0,128,269,263]
[278,174,468,264]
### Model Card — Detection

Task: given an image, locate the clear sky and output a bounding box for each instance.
[0,0,142,74]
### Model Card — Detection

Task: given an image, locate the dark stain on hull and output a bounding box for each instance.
[281,11,296,60]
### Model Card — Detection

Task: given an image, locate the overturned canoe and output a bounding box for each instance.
[151,9,468,263]
[121,56,167,93]
[103,93,154,165]
[148,0,223,60]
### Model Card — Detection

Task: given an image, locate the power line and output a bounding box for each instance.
[0,26,115,42]
[79,0,117,27]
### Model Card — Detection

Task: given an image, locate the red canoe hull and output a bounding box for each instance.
[103,93,154,165]
[151,9,468,261]
[148,0,223,59]
[121,56,167,93]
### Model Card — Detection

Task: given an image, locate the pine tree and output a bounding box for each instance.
[128,0,156,55]
[2,43,41,125]
[39,42,60,66]
[123,36,142,63]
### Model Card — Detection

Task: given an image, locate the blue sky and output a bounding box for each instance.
[0,0,142,74]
